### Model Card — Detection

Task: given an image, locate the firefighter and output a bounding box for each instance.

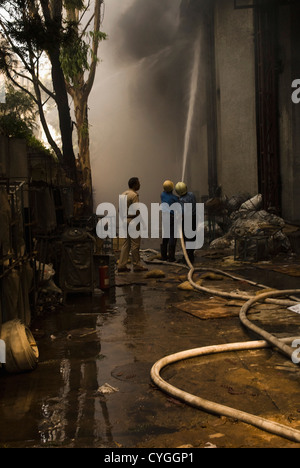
[160,180,179,262]
[175,182,197,264]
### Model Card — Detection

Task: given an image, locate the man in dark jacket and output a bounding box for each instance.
[175,182,197,265]
[160,180,179,262]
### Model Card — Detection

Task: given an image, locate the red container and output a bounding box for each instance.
[99,265,110,289]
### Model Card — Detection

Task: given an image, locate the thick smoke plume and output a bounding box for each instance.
[90,0,208,210]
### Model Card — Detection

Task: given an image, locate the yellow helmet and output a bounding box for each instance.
[175,182,187,196]
[163,180,174,192]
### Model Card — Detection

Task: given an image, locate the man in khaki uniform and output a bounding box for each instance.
[118,177,148,273]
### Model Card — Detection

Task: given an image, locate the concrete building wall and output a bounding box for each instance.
[8,138,28,179]
[0,135,9,177]
[0,136,28,180]
[278,3,300,224]
[214,0,258,199]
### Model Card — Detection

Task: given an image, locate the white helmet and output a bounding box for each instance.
[175,182,187,196]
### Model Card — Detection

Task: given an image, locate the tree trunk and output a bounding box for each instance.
[64,0,104,215]
[73,92,93,215]
[40,0,77,180]
[48,48,77,180]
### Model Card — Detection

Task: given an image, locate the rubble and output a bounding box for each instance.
[208,193,292,259]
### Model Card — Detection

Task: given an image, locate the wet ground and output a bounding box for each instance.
[1,244,300,448]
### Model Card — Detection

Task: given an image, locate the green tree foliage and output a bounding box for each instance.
[0,0,77,173]
[0,0,107,212]
[60,21,107,88]
[0,84,37,136]
[0,84,52,155]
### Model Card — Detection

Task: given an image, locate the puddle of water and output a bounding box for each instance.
[0,282,204,447]
[1,261,300,448]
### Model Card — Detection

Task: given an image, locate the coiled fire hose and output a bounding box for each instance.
[150,236,300,443]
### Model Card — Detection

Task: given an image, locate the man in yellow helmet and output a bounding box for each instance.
[174,181,188,197]
[175,181,197,264]
[160,180,179,262]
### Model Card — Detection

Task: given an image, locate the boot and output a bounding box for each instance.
[168,245,176,262]
[160,243,168,261]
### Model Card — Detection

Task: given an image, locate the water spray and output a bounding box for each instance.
[181,32,201,182]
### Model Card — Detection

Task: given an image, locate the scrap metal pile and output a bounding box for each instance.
[206,193,292,257]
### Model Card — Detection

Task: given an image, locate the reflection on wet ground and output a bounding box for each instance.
[1,252,300,448]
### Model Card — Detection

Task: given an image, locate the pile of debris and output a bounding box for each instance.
[35,262,63,313]
[206,193,292,259]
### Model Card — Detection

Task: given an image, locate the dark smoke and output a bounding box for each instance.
[90,0,210,209]
[116,0,179,61]
[114,0,209,125]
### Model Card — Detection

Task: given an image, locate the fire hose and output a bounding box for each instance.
[150,238,300,443]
